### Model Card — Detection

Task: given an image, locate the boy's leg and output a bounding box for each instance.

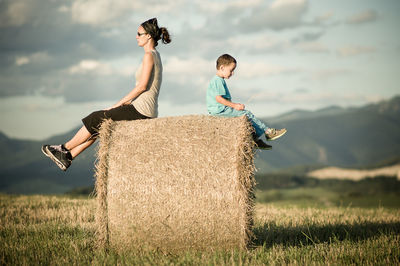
[215,107,272,150]
[265,128,287,140]
[216,107,268,139]
[242,110,268,138]
[216,107,286,142]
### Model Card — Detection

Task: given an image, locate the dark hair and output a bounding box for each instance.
[141,18,171,47]
[216,54,237,69]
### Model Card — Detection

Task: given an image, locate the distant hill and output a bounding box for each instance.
[0,95,399,194]
[256,95,400,172]
[266,105,349,124]
[0,129,97,194]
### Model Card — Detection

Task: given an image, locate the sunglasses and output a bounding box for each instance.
[137,32,148,36]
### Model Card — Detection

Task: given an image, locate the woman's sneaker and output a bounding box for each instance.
[255,139,272,150]
[41,144,72,171]
[265,128,287,141]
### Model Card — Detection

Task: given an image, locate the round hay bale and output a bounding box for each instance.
[95,115,256,252]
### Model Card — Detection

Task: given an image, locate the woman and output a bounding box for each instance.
[42,18,171,171]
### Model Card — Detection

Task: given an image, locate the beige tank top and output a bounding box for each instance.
[132,50,162,118]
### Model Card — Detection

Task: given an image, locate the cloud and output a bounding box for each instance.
[294,87,308,93]
[295,42,330,54]
[0,0,32,27]
[15,56,29,66]
[336,46,376,57]
[164,56,213,77]
[15,52,51,66]
[238,0,309,32]
[70,0,184,26]
[161,56,214,104]
[195,0,261,14]
[225,31,328,55]
[291,31,325,44]
[68,59,112,75]
[226,35,290,54]
[346,10,378,25]
[236,61,301,78]
[70,0,136,26]
[0,0,392,110]
[195,0,309,39]
[314,11,334,24]
[311,68,350,82]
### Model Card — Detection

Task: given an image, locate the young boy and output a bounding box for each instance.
[206,54,287,150]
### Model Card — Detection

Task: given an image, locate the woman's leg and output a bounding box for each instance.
[69,138,96,158]
[68,105,149,158]
[64,126,92,152]
[43,105,150,171]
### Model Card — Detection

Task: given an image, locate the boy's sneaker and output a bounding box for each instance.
[255,139,272,150]
[265,128,287,141]
[41,144,72,171]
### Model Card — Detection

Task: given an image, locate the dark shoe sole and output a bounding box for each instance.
[257,145,272,150]
[41,145,68,171]
[255,139,272,150]
[266,129,287,141]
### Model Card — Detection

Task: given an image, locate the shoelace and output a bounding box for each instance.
[267,128,276,136]
[49,145,70,155]
[49,144,63,152]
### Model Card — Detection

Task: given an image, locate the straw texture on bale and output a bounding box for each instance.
[95,115,256,252]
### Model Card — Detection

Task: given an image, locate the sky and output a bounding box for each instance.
[0,0,399,140]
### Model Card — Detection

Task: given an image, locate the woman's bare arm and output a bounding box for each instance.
[107,52,154,109]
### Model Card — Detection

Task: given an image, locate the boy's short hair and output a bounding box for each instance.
[216,54,236,69]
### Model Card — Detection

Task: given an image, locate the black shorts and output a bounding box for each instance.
[82,105,150,135]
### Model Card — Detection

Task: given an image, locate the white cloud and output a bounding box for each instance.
[346,10,377,25]
[162,56,215,103]
[236,62,300,78]
[314,11,334,24]
[58,5,69,13]
[227,35,290,54]
[164,56,214,78]
[15,52,51,66]
[70,0,135,26]
[296,42,330,53]
[70,0,184,26]
[311,68,350,81]
[239,0,308,31]
[15,57,29,66]
[195,0,261,13]
[270,0,305,11]
[336,46,376,57]
[68,59,112,75]
[0,1,31,27]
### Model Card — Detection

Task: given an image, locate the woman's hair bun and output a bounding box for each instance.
[141,18,171,47]
[159,27,171,44]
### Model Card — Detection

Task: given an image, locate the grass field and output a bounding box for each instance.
[1,194,399,265]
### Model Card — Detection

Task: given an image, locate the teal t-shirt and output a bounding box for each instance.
[206,75,231,114]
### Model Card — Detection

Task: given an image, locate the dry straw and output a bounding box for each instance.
[95,115,256,252]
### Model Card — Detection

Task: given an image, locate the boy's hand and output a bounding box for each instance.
[234,103,245,111]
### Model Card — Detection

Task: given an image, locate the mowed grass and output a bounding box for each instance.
[1,194,399,265]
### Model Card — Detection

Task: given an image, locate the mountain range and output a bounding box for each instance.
[256,95,400,172]
[1,96,399,194]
